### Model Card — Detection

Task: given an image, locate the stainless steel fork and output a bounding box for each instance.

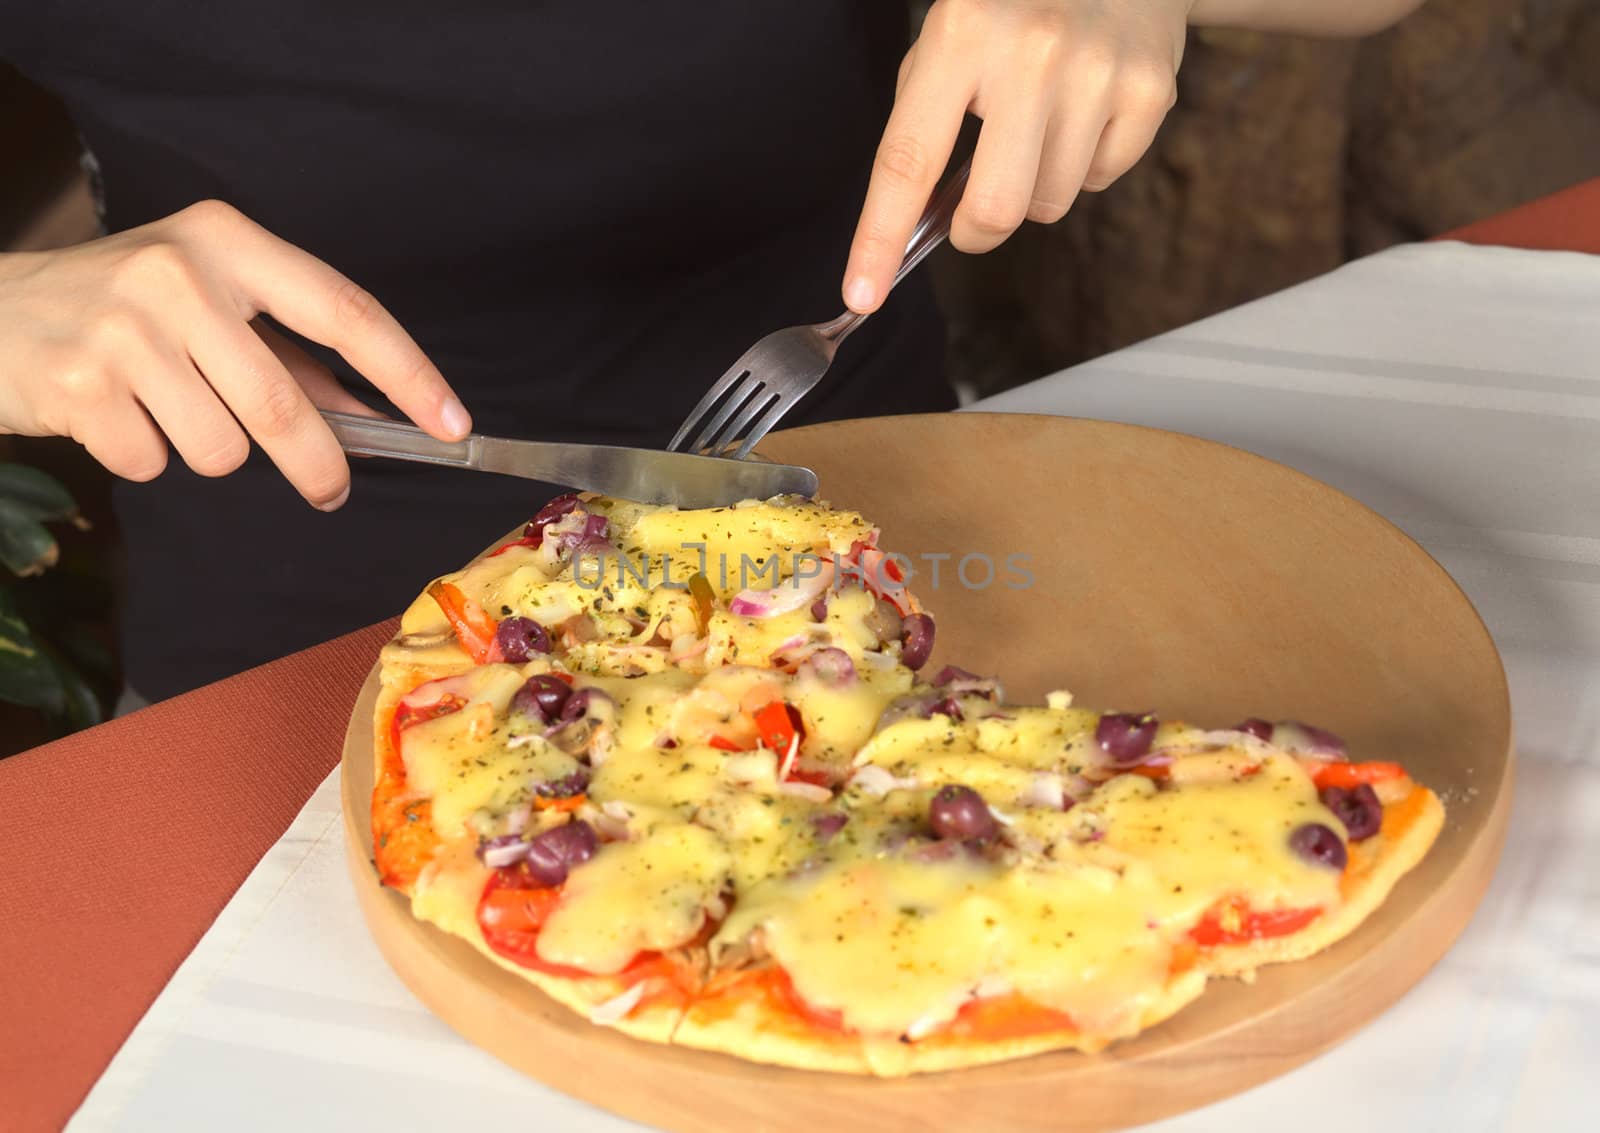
[667,158,972,460]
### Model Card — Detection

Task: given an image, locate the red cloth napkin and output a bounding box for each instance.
[0,619,395,1132]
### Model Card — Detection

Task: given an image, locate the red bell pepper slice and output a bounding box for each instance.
[488,535,541,557]
[1189,900,1322,947]
[427,580,499,663]
[754,700,804,758]
[1304,759,1407,790]
[945,994,1076,1040]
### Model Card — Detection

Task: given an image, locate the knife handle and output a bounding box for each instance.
[319,410,477,468]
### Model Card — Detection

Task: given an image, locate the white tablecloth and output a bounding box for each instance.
[71,242,1600,1133]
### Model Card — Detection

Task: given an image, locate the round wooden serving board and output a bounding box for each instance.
[341,414,1512,1132]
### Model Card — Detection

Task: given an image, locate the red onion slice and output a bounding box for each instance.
[811,812,848,841]
[930,665,1000,699]
[849,764,920,797]
[1020,772,1067,811]
[799,647,856,688]
[728,563,833,618]
[1273,720,1348,758]
[535,768,590,799]
[479,834,532,869]
[778,781,832,803]
[874,692,942,733]
[1233,717,1274,741]
[588,982,646,1025]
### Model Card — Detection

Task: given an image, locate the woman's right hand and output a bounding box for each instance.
[0,199,470,510]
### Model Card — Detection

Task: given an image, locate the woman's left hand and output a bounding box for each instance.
[843,0,1189,313]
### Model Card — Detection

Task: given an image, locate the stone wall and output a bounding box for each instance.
[936,0,1600,398]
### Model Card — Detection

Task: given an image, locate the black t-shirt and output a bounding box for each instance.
[4,2,953,699]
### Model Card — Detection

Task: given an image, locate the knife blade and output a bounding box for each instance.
[319,410,817,508]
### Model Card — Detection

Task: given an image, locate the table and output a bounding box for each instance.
[5,177,1598,1133]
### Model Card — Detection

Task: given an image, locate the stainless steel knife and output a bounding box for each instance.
[319,410,817,508]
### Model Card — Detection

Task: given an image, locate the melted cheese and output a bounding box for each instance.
[622,499,875,600]
[397,665,568,833]
[537,823,732,972]
[411,842,492,939]
[713,751,1344,1036]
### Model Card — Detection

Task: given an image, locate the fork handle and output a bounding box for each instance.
[821,157,973,346]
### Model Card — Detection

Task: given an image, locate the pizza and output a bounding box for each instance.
[370,491,1444,1075]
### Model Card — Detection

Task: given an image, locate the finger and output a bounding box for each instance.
[1084,62,1176,191]
[894,43,918,97]
[843,54,974,314]
[253,318,382,418]
[183,306,354,510]
[173,201,469,440]
[1082,110,1167,193]
[76,398,169,483]
[1025,98,1112,225]
[123,345,252,479]
[950,89,1050,254]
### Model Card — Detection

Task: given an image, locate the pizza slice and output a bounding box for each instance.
[373,493,931,891]
[673,688,1444,1075]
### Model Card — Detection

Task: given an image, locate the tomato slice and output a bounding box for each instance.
[1303,760,1407,790]
[1189,900,1322,947]
[392,694,467,736]
[427,580,499,663]
[768,967,850,1032]
[477,873,612,978]
[475,871,694,993]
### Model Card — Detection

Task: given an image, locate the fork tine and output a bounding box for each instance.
[685,378,765,456]
[702,387,780,457]
[668,358,757,452]
[729,390,803,461]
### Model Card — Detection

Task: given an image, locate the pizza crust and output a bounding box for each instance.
[1198,782,1445,978]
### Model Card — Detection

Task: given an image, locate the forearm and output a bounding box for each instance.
[1186,0,1427,37]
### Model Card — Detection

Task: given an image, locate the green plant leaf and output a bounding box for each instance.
[0,463,79,523]
[0,499,60,577]
[37,635,105,733]
[0,585,66,714]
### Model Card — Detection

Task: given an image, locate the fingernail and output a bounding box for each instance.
[844,277,877,313]
[317,485,350,513]
[440,397,471,439]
